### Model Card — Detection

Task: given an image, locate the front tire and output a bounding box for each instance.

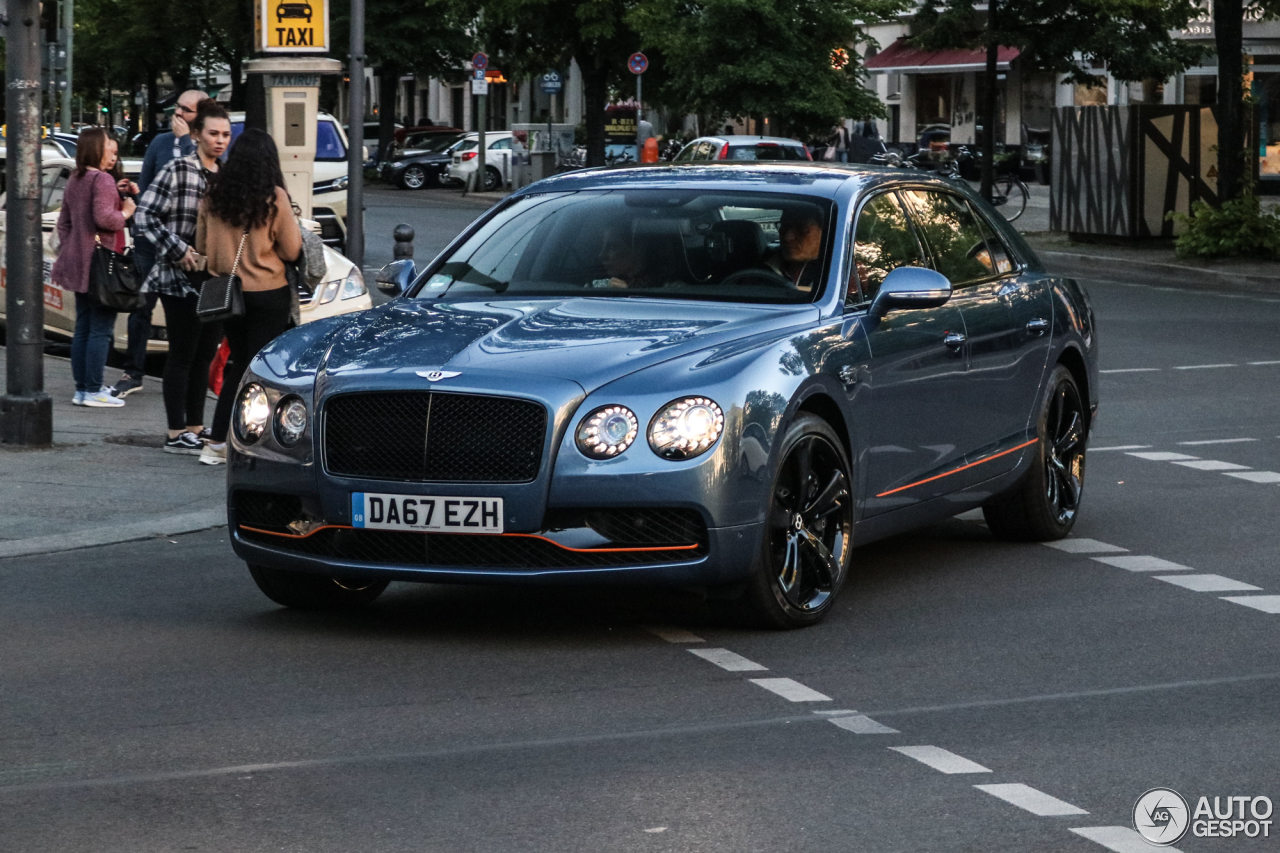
[738,414,854,629]
[399,165,427,190]
[983,365,1086,540]
[483,166,501,192]
[248,564,389,611]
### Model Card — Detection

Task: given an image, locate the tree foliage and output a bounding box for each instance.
[631,0,908,139]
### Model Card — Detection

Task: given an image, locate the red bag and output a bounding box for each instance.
[208,338,230,395]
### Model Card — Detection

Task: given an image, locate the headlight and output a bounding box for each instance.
[648,397,724,460]
[235,384,271,444]
[274,396,308,447]
[317,278,341,304]
[339,268,366,300]
[576,405,639,459]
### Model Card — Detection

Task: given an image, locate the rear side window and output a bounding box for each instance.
[901,190,996,286]
[969,203,1015,275]
[851,192,927,303]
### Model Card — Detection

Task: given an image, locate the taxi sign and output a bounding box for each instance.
[258,0,329,53]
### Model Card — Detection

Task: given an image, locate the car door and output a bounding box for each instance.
[489,137,512,180]
[841,190,970,515]
[901,189,1053,484]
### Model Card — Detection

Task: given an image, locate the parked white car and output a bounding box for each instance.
[446,131,514,191]
[0,156,372,354]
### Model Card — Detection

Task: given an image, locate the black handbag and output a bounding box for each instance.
[89,237,146,312]
[196,231,247,323]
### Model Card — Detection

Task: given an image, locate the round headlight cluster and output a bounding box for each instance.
[235,384,271,444]
[274,396,309,447]
[648,397,725,460]
[575,405,639,459]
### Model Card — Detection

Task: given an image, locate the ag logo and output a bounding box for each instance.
[416,370,461,382]
[1134,788,1190,846]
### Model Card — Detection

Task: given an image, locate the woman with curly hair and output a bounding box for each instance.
[195,128,302,465]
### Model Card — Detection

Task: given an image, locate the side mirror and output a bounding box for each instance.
[375,259,415,297]
[869,266,952,317]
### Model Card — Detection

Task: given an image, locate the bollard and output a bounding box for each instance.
[393,224,415,260]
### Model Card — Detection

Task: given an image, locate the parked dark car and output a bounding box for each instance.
[674,135,813,163]
[380,131,467,189]
[393,125,464,145]
[226,163,1097,628]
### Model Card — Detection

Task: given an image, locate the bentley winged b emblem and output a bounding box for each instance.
[416,370,461,382]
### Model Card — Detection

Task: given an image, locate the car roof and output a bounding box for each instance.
[519,161,959,200]
[689,135,808,146]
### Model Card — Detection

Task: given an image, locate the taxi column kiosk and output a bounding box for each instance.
[244,58,343,221]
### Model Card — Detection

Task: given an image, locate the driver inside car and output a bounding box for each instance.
[762,205,824,291]
[594,226,661,289]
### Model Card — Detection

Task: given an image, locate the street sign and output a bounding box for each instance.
[472,52,488,70]
[473,68,486,81]
[258,0,329,53]
[628,52,648,75]
[540,71,563,94]
[472,77,489,96]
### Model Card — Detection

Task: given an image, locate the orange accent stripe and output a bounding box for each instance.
[875,438,1038,498]
[239,524,700,554]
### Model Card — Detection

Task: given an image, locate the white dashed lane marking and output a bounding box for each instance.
[1177,437,1258,446]
[1043,538,1128,554]
[1154,574,1263,593]
[1126,451,1199,461]
[1090,445,1151,451]
[1173,459,1252,471]
[1225,471,1280,483]
[748,678,831,702]
[974,783,1089,816]
[889,746,991,774]
[687,648,768,672]
[1092,555,1196,572]
[1250,360,1280,365]
[1174,363,1237,370]
[1100,368,1160,374]
[647,627,705,643]
[1222,595,1280,613]
[1071,826,1185,853]
[818,711,899,735]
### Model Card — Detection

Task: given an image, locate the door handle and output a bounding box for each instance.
[943,331,966,349]
[1026,318,1049,335]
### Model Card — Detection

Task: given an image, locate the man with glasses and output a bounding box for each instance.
[113,89,208,400]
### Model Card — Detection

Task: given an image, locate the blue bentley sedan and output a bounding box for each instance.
[226,163,1097,628]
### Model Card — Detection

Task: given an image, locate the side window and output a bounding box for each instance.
[969,203,1015,275]
[850,192,926,304]
[694,141,716,161]
[489,138,512,150]
[42,166,69,214]
[902,190,997,286]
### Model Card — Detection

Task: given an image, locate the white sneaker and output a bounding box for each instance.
[199,442,227,465]
[82,390,125,408]
[72,391,86,406]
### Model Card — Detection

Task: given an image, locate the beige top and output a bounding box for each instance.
[196,186,303,292]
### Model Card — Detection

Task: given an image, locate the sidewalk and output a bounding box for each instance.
[1024,233,1280,293]
[0,347,226,559]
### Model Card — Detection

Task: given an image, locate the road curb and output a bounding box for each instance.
[1037,249,1280,294]
[0,509,226,560]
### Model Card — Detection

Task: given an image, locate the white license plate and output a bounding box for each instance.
[351,493,503,534]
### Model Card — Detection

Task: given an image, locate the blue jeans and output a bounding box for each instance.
[71,291,118,393]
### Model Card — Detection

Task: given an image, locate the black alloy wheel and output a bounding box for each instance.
[983,365,1086,540]
[400,165,427,190]
[741,414,854,628]
[483,166,502,192]
[248,564,389,611]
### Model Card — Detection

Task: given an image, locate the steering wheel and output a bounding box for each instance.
[718,268,796,290]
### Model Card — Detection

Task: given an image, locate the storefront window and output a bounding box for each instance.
[1256,70,1280,178]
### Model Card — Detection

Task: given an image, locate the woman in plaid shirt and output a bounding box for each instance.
[135,99,233,455]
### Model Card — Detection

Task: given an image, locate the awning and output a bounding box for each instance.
[865,39,1020,73]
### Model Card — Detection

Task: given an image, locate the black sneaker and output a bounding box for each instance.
[112,374,143,398]
[196,428,213,443]
[163,432,204,455]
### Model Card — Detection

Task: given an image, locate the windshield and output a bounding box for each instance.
[405,133,461,152]
[416,190,834,304]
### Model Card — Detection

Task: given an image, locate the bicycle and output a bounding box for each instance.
[871,146,1029,222]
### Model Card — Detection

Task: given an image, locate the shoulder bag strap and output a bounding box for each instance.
[229,230,248,279]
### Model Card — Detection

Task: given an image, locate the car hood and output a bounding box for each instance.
[319,297,818,393]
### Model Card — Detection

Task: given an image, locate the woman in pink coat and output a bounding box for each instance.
[52,128,137,407]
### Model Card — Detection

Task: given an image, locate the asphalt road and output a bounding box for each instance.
[3,197,1279,851]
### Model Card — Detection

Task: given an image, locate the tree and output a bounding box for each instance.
[480,0,642,166]
[631,0,907,140]
[911,0,1206,201]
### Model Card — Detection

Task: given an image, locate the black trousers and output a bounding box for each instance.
[211,286,294,443]
[159,293,223,433]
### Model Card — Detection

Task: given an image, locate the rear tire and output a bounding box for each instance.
[983,365,1086,541]
[248,564,389,611]
[483,166,501,192]
[400,165,427,190]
